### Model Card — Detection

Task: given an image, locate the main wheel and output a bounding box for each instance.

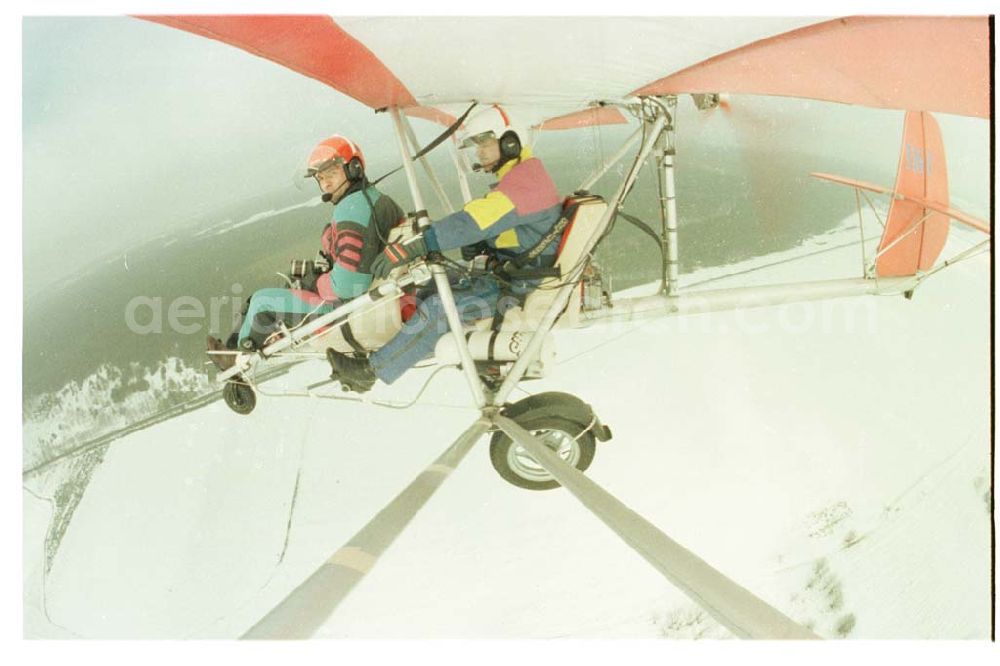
[489,415,596,491]
[223,380,256,415]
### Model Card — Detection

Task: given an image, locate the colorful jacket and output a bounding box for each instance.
[316,184,404,302]
[424,148,562,266]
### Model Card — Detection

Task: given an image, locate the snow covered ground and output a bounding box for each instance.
[23,221,991,639]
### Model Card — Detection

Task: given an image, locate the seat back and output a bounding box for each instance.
[498,196,608,331]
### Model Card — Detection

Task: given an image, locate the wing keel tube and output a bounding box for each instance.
[595,276,921,324]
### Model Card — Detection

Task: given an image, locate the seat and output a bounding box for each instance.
[434,195,608,376]
[309,195,608,361]
[495,195,607,332]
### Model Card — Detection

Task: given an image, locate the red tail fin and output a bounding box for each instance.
[875,111,950,277]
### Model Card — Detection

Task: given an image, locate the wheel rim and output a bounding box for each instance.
[505,428,581,483]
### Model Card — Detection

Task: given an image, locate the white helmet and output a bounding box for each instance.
[458,104,524,172]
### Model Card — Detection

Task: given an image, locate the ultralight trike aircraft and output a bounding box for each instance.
[143,15,990,640]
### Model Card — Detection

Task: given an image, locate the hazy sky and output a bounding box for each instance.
[22,17,421,290]
[22,16,991,294]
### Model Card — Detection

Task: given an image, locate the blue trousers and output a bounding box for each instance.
[369,276,508,384]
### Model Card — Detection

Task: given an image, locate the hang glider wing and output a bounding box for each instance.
[534,107,629,131]
[631,16,989,118]
[519,16,990,134]
[138,15,455,126]
[141,16,989,122]
[403,106,457,127]
[140,15,415,108]
[333,16,818,107]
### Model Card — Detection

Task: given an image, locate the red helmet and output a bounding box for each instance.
[305,135,365,177]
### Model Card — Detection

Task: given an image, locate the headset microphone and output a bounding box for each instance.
[322,178,349,204]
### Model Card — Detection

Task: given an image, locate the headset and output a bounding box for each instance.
[344,156,365,182]
[498,130,522,163]
[320,157,364,203]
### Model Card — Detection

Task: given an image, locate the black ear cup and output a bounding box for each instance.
[498,130,521,161]
[345,156,364,182]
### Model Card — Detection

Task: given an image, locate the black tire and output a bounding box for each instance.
[489,415,596,491]
[223,380,256,415]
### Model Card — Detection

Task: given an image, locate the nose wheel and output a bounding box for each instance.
[223,380,257,415]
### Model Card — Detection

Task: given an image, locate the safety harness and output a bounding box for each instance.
[489,193,603,331]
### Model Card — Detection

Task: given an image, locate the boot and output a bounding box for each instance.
[206,336,236,371]
[326,348,376,393]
